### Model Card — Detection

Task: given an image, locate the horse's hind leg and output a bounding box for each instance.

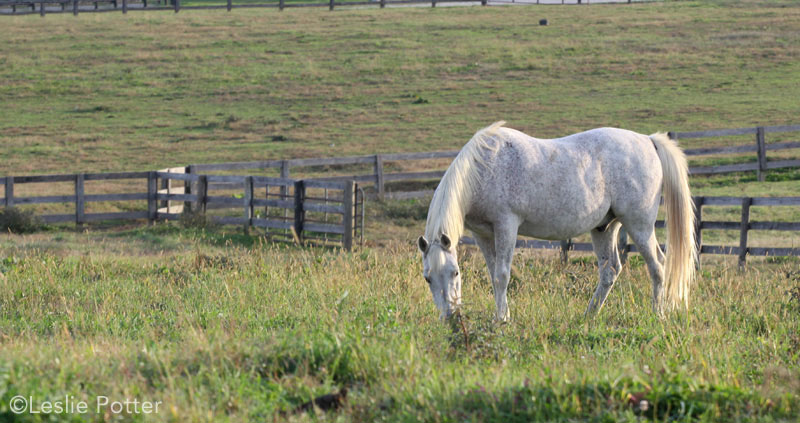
[628,228,666,315]
[585,221,623,316]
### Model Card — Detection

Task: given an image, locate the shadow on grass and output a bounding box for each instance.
[101,222,351,253]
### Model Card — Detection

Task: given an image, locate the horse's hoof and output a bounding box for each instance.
[494,315,510,325]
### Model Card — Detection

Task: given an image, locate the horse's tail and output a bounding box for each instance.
[649,132,697,311]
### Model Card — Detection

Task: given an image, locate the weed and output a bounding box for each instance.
[179,210,217,230]
[0,207,43,234]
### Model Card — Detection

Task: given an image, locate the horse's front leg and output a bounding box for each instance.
[471,230,496,286]
[492,220,519,322]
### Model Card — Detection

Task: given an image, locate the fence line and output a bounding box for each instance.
[1,171,363,250]
[2,169,797,261]
[460,195,800,267]
[0,0,650,16]
[2,123,799,257]
[671,124,800,180]
[190,123,800,201]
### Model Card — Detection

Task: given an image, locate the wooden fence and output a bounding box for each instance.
[0,0,486,15]
[671,124,800,181]
[190,123,800,201]
[2,172,153,224]
[0,0,646,16]
[2,123,798,258]
[189,150,457,201]
[1,171,364,250]
[460,196,800,266]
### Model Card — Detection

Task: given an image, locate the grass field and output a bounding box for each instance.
[2,0,800,421]
[2,0,800,176]
[0,228,799,422]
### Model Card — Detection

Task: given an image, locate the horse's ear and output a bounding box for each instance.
[440,233,452,250]
[417,236,429,253]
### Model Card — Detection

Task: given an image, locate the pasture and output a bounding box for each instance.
[1,230,799,421]
[2,0,800,421]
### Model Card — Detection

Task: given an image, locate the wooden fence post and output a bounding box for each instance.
[379,0,384,7]
[122,0,127,13]
[75,174,85,225]
[342,180,354,251]
[4,177,13,208]
[227,0,231,11]
[756,126,766,182]
[147,171,157,224]
[73,0,78,15]
[329,0,333,11]
[374,154,385,201]
[279,0,284,10]
[560,239,572,264]
[198,175,208,213]
[159,172,168,210]
[280,160,290,180]
[40,0,45,16]
[174,0,179,13]
[738,197,751,270]
[281,160,290,226]
[293,180,305,244]
[244,176,253,235]
[694,196,704,269]
[184,165,194,214]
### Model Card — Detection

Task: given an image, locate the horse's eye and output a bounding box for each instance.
[425,276,431,284]
[453,270,459,277]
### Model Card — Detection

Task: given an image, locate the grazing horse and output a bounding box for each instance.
[417,122,696,321]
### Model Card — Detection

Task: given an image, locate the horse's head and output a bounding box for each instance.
[417,233,462,321]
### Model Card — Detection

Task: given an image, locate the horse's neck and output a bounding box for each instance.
[426,180,470,244]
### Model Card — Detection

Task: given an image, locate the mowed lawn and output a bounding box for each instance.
[1,1,800,176]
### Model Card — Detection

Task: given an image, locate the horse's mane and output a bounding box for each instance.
[424,121,506,245]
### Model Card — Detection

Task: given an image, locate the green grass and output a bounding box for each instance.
[1,1,800,176]
[0,226,799,422]
[3,1,800,421]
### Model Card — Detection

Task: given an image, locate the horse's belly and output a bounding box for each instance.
[517,220,596,240]
[516,206,608,240]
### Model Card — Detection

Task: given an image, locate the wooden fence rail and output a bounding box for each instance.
[190,123,800,201]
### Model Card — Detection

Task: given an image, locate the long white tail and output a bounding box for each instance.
[649,133,697,310]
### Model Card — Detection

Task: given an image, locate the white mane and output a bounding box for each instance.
[424,121,506,244]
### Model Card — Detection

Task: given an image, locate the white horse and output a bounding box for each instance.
[417,122,696,321]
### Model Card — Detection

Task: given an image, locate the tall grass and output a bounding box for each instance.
[0,227,798,421]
